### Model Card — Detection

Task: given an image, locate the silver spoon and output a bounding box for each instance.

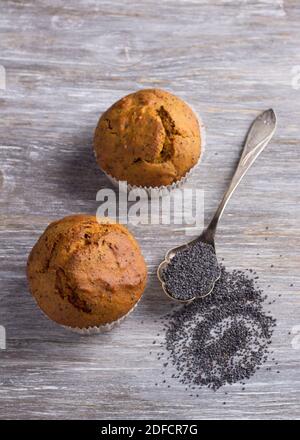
[157,109,277,303]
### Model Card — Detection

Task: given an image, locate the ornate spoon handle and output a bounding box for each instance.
[202,109,277,245]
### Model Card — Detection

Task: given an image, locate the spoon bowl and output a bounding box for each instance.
[157,232,221,303]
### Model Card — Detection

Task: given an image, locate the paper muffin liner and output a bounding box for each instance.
[95,108,206,198]
[99,115,206,198]
[61,298,140,335]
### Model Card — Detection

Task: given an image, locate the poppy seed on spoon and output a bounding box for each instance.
[161,240,220,301]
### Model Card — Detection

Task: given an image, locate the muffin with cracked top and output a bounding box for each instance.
[94,89,203,189]
[27,215,147,333]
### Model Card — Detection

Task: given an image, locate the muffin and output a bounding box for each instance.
[94,89,203,189]
[27,215,147,333]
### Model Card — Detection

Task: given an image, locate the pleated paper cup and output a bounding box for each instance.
[61,299,140,335]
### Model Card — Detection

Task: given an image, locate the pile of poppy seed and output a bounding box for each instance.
[157,266,276,391]
[161,240,220,301]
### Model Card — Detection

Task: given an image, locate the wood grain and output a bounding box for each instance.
[0,0,300,420]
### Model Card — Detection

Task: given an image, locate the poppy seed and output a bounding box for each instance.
[159,265,276,391]
[161,241,220,301]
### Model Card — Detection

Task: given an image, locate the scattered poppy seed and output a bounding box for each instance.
[159,265,276,391]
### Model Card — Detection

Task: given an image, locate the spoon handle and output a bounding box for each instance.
[202,109,277,244]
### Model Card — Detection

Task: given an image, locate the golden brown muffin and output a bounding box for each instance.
[27,215,147,330]
[94,89,202,187]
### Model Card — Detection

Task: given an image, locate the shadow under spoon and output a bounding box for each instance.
[157,108,277,303]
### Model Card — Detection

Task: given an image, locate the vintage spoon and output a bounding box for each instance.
[157,109,277,303]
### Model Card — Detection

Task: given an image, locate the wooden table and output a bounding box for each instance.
[0,0,300,420]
